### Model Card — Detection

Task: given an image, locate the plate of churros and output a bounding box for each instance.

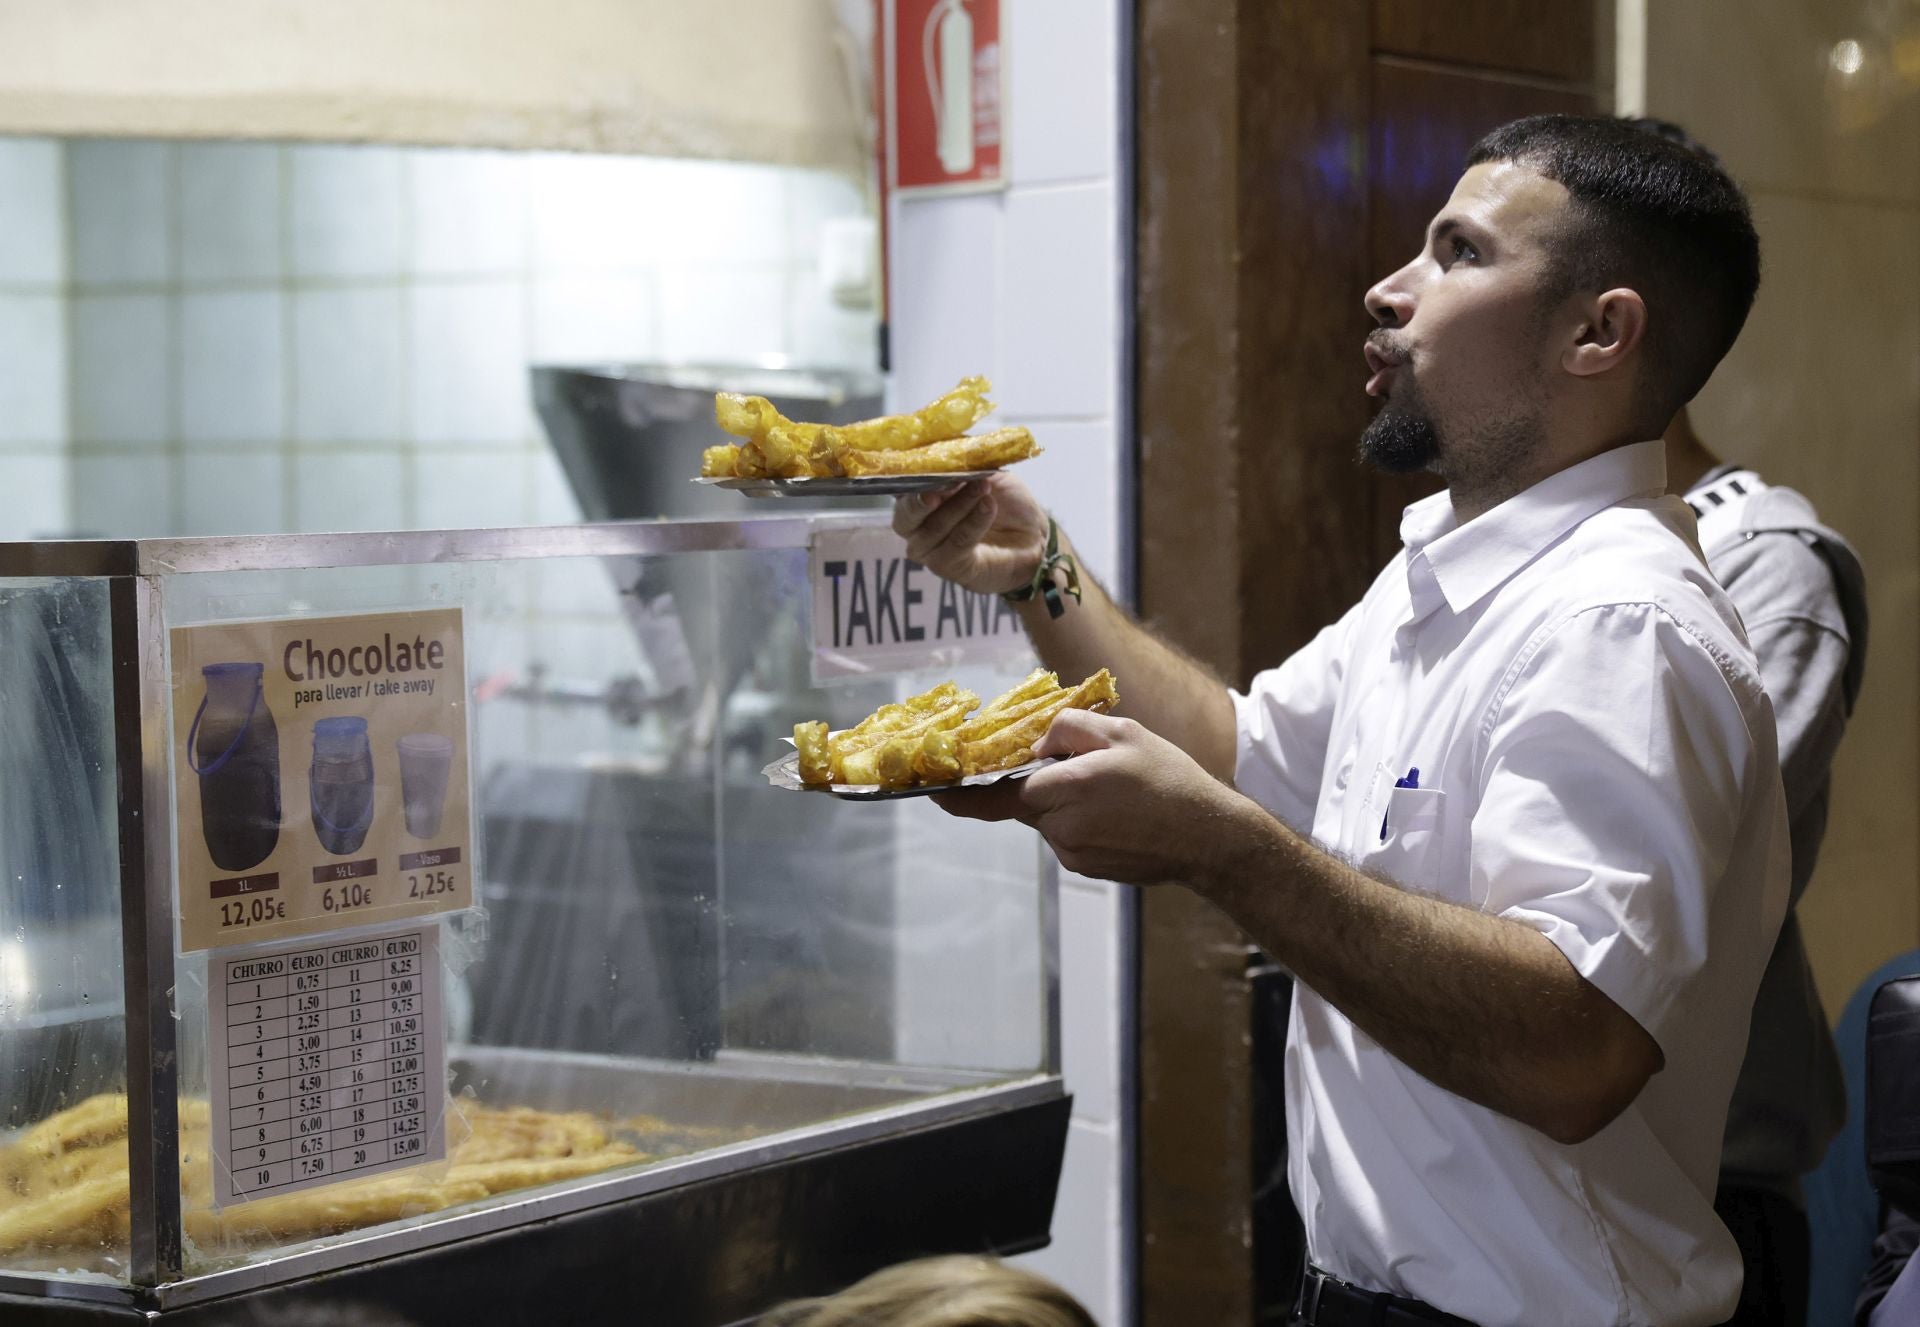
[697,375,1041,495]
[698,470,1001,498]
[767,668,1119,799]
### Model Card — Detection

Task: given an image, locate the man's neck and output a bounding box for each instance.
[1664,411,1721,496]
[1446,435,1629,526]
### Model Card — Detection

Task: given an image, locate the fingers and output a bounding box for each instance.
[983,470,1038,511]
[903,483,995,564]
[890,482,970,539]
[931,493,996,563]
[930,782,1035,823]
[1034,709,1129,760]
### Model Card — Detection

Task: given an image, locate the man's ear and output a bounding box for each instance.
[1563,288,1648,379]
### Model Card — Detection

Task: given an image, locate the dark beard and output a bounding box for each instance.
[1359,404,1440,475]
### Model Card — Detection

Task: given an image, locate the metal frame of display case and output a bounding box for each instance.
[0,516,1066,1316]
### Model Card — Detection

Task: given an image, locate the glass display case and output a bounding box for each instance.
[0,515,1065,1324]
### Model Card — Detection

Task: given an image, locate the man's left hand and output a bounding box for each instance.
[934,709,1263,887]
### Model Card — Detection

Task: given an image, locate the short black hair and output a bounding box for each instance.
[1466,114,1760,434]
[1623,116,1725,171]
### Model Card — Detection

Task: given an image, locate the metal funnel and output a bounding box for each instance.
[530,361,884,520]
[526,362,888,770]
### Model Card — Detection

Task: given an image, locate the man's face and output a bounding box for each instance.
[1359,162,1573,493]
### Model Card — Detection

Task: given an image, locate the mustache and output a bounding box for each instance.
[1366,330,1411,367]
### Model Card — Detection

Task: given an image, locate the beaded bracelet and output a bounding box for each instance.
[1002,515,1082,620]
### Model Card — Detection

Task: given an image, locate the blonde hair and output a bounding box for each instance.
[758,1256,1098,1327]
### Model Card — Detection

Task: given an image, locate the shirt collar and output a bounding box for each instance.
[1400,439,1669,617]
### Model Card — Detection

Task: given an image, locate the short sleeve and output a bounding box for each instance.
[1232,601,1362,834]
[1745,613,1851,829]
[1719,530,1858,829]
[1469,602,1776,1053]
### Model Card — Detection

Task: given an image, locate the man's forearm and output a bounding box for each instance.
[1196,797,1660,1144]
[1012,549,1237,780]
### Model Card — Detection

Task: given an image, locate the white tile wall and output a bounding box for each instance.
[1007,0,1117,187]
[0,140,69,535]
[0,451,68,539]
[290,145,406,279]
[529,275,656,364]
[71,294,170,446]
[414,449,531,529]
[0,138,65,286]
[783,170,870,262]
[1044,1117,1125,1327]
[180,290,285,442]
[785,264,880,370]
[0,294,66,443]
[530,450,584,525]
[178,143,283,283]
[999,184,1115,419]
[293,450,407,532]
[408,281,530,445]
[408,149,528,276]
[181,449,286,535]
[1059,877,1119,1125]
[528,152,658,272]
[891,193,1002,411]
[72,454,175,537]
[49,139,874,540]
[69,140,172,286]
[293,287,406,442]
[634,158,795,266]
[1010,418,1122,587]
[655,264,791,364]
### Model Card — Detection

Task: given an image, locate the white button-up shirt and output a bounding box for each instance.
[1233,440,1789,1326]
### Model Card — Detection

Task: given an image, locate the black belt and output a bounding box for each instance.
[1293,1265,1477,1327]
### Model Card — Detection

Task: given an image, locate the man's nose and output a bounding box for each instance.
[1366,268,1416,328]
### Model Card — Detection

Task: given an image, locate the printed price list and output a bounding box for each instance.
[210,921,446,1208]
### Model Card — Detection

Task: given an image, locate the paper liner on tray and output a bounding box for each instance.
[760,751,1056,801]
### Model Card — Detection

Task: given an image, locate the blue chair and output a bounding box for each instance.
[1806,948,1920,1327]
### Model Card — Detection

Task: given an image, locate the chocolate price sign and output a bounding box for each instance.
[169,608,473,953]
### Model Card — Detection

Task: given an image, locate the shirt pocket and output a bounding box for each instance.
[1362,783,1448,889]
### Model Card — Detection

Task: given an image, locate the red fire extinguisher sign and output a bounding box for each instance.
[885,0,1005,196]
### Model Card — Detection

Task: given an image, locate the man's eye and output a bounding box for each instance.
[1448,236,1479,265]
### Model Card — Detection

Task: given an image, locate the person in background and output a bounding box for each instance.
[757,1256,1098,1327]
[1630,116,1871,1327]
[897,114,1784,1326]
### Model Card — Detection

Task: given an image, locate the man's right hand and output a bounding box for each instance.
[898,467,1241,781]
[892,473,1051,596]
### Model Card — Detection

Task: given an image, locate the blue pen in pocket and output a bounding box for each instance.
[1380,766,1420,841]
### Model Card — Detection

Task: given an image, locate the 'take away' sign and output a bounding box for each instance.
[809,523,1030,681]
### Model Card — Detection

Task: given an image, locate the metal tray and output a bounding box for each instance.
[454,1045,1005,1130]
[0,1048,1066,1324]
[760,750,1055,800]
[693,472,996,498]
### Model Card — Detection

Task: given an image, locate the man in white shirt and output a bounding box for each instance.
[895,115,1786,1325]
